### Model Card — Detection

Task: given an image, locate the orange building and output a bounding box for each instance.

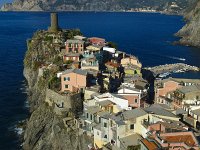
[155,79,182,104]
[65,39,84,54]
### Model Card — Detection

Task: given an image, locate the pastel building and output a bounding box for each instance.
[92,108,149,149]
[65,39,84,54]
[81,57,99,71]
[167,85,200,109]
[117,83,147,108]
[155,78,182,105]
[88,37,106,46]
[63,53,81,62]
[61,69,88,92]
[121,56,142,68]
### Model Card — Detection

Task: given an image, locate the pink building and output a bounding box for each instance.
[61,69,88,92]
[155,79,182,104]
[88,37,106,46]
[65,39,84,54]
[117,86,147,108]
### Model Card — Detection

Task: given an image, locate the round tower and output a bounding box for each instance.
[48,12,60,32]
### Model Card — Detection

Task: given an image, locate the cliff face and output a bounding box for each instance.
[22,30,92,150]
[1,0,195,14]
[176,0,200,47]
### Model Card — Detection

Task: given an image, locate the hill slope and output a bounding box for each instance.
[1,0,196,14]
[176,0,200,47]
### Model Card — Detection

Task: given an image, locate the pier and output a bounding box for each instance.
[143,63,199,78]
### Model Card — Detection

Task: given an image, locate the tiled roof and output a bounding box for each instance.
[62,69,87,76]
[97,111,110,119]
[141,139,159,150]
[172,78,200,84]
[109,114,125,125]
[119,134,142,148]
[155,119,188,131]
[110,93,127,100]
[66,39,84,44]
[173,108,187,115]
[105,61,120,68]
[191,108,200,116]
[97,100,114,107]
[144,104,177,118]
[177,85,200,94]
[122,108,147,120]
[85,106,102,114]
[119,86,141,93]
[160,132,198,147]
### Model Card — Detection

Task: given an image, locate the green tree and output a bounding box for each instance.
[107,41,118,49]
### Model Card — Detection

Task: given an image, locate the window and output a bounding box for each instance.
[99,117,101,123]
[104,122,107,128]
[86,113,89,119]
[197,96,199,100]
[97,131,99,135]
[104,135,107,139]
[135,99,138,103]
[65,85,68,88]
[90,114,93,120]
[130,124,134,130]
[64,77,70,81]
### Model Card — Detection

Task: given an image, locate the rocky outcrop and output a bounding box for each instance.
[22,30,92,150]
[1,0,195,14]
[23,103,90,150]
[176,0,200,47]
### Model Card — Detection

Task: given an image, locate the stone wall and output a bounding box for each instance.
[45,88,83,116]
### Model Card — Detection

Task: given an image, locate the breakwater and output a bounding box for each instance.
[143,63,199,79]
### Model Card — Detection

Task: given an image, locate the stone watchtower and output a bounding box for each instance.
[48,12,60,32]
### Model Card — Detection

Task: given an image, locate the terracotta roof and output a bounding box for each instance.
[105,61,120,68]
[160,133,197,147]
[141,139,159,150]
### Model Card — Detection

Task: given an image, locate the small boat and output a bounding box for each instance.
[179,58,186,61]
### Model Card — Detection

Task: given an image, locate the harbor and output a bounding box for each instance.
[143,63,199,79]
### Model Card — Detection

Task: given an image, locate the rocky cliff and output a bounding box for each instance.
[1,0,196,14]
[176,0,200,47]
[22,29,92,150]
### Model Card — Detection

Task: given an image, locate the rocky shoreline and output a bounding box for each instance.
[1,0,195,15]
[20,1,200,148]
[176,0,200,48]
[22,28,94,149]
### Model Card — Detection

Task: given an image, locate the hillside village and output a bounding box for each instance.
[25,13,200,150]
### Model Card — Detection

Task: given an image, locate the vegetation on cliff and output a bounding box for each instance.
[176,0,200,47]
[23,29,92,150]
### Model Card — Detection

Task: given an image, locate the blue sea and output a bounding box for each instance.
[0,12,199,149]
